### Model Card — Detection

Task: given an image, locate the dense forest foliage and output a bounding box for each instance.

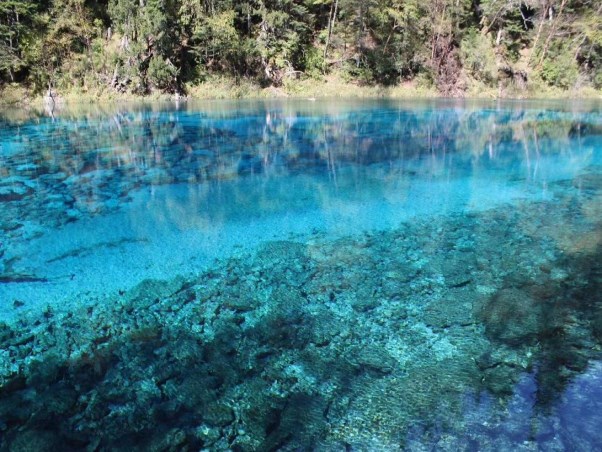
[0,0,601,96]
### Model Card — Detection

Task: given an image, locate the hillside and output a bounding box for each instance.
[0,0,601,98]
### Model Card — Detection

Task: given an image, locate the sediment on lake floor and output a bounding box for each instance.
[1,170,601,450]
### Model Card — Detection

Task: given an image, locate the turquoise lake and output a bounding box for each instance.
[0,99,601,450]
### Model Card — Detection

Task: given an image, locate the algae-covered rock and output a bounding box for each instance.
[480,288,543,345]
[148,428,187,452]
[481,363,523,396]
[0,182,33,202]
[423,288,483,329]
[593,307,602,342]
[6,429,62,452]
[203,402,235,427]
[1,196,602,450]
[345,344,397,374]
[124,278,186,310]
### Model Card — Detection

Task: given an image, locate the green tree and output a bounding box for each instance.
[0,0,40,82]
[253,0,314,84]
[108,0,180,92]
[1,0,600,95]
[361,0,431,83]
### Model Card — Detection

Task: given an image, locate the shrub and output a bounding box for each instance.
[540,44,579,89]
[460,30,498,85]
[147,56,178,91]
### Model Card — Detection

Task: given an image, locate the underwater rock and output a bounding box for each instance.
[346,344,397,374]
[0,194,601,450]
[480,288,543,345]
[0,273,48,284]
[593,308,602,342]
[5,429,63,452]
[423,288,482,329]
[124,278,185,310]
[0,183,33,202]
[147,428,187,452]
[203,403,235,427]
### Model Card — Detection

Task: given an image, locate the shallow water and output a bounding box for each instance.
[0,99,601,450]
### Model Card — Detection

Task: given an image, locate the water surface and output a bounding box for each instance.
[0,99,601,450]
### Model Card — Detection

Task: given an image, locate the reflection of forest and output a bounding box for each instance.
[1,102,602,449]
[0,101,599,232]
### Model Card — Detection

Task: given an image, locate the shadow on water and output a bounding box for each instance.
[0,248,356,451]
[1,180,602,449]
[1,100,602,450]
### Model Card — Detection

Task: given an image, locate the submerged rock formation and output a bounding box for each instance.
[1,176,601,450]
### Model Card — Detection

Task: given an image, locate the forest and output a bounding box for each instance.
[0,0,601,97]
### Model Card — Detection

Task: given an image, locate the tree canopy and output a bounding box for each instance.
[0,0,600,95]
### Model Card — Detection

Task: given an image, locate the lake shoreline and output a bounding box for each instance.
[2,75,601,109]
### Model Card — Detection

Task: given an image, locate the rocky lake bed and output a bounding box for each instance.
[0,100,601,450]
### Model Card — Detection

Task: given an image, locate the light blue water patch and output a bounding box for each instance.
[0,99,601,450]
[1,101,600,317]
[0,140,593,316]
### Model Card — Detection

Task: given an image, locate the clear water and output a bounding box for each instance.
[0,99,601,450]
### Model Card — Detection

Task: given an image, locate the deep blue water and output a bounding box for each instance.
[0,99,601,450]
